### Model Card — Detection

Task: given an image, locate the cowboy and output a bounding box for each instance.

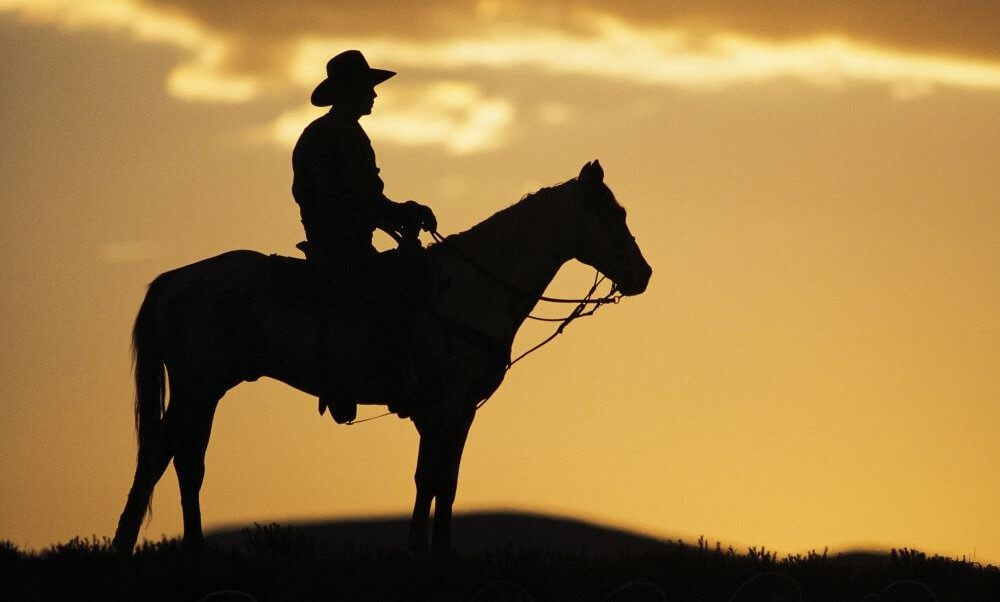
[292,49,436,423]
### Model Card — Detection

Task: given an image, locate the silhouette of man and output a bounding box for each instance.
[293,49,436,423]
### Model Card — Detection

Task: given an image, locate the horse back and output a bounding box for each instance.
[263,253,318,312]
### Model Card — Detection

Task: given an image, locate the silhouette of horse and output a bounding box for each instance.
[112,160,651,555]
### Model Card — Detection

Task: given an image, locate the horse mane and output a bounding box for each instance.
[431,174,624,256]
[433,180,574,250]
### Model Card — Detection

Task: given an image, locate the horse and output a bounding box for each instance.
[112,160,651,556]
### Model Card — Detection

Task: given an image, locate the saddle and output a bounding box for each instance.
[265,244,432,420]
[265,253,322,312]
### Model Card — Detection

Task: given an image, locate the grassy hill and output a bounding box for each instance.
[3,511,997,601]
[207,511,670,554]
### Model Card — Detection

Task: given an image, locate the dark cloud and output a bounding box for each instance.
[142,0,478,39]
[593,0,1000,61]
[143,0,1000,62]
[137,0,485,88]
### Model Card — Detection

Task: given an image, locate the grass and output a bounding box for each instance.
[2,525,998,601]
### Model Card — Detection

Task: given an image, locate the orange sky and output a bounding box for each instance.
[1,0,998,563]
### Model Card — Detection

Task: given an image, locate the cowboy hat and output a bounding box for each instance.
[310,49,395,107]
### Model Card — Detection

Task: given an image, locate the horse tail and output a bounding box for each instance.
[131,272,170,521]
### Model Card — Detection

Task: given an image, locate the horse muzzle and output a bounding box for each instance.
[614,259,652,296]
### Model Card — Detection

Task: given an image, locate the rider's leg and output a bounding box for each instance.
[302,243,362,424]
[309,243,427,422]
[376,249,428,417]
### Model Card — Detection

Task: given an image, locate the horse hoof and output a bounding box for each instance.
[182,537,207,552]
[111,542,134,557]
[111,533,136,557]
[408,535,429,555]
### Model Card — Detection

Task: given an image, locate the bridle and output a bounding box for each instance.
[428,229,622,391]
[345,228,624,424]
[428,229,622,306]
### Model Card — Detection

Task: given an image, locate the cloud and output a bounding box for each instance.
[137,0,1000,63]
[0,0,259,102]
[8,0,1000,103]
[7,0,1000,153]
[536,101,574,125]
[291,15,1000,97]
[264,82,514,155]
[368,81,515,154]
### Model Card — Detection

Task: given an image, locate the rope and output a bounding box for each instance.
[430,230,621,306]
[429,231,621,408]
[346,410,394,426]
[349,229,623,423]
[526,276,618,322]
[510,271,610,366]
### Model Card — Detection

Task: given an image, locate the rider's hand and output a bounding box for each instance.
[418,204,437,233]
[403,201,437,233]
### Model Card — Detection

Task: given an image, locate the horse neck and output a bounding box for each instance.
[435,184,578,335]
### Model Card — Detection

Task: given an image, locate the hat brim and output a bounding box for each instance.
[310,69,396,107]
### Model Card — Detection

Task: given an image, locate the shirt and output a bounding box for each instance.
[292,111,398,254]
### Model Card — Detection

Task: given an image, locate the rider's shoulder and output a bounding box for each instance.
[295,113,348,153]
[303,112,336,132]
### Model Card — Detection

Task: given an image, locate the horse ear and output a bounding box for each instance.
[579,160,604,183]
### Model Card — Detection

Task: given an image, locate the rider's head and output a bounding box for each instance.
[311,50,394,119]
[331,84,377,119]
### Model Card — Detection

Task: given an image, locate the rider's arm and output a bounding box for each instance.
[375,196,437,237]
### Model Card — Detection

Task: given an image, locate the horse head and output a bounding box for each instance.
[571,160,652,296]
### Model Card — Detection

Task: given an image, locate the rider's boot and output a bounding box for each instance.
[316,340,358,424]
[319,396,357,424]
[388,352,421,419]
[317,329,361,425]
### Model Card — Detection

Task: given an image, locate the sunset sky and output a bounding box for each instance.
[2,0,998,563]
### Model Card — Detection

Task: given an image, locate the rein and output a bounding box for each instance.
[508,270,614,365]
[430,229,621,404]
[428,230,622,306]
[428,228,620,366]
[347,229,622,425]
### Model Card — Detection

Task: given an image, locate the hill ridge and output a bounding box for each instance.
[207,509,669,554]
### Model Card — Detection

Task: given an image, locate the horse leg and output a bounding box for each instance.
[112,428,174,554]
[409,407,475,556]
[170,393,219,550]
[430,412,474,556]
[408,430,436,554]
